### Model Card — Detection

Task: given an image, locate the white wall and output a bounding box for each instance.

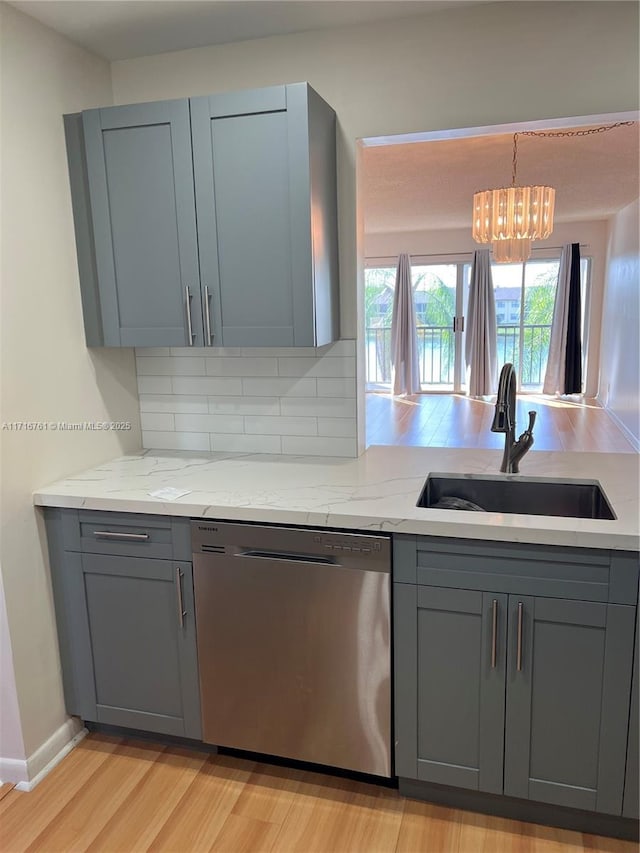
[365,220,610,398]
[598,199,640,447]
[0,4,141,775]
[111,1,640,341]
[0,570,25,772]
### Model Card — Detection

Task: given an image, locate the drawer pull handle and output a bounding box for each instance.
[93,531,149,541]
[517,601,524,672]
[491,599,498,669]
[176,567,186,628]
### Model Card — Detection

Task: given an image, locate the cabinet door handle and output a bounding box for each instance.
[93,530,149,541]
[516,601,524,672]
[203,286,213,345]
[176,567,186,628]
[491,599,498,668]
[185,285,194,346]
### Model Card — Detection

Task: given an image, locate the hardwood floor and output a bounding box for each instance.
[365,393,637,453]
[0,734,635,853]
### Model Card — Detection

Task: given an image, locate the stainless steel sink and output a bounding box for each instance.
[417,473,616,520]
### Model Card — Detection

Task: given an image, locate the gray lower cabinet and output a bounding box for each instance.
[623,602,639,819]
[45,509,201,740]
[394,585,507,794]
[65,83,338,349]
[394,536,639,820]
[503,596,634,813]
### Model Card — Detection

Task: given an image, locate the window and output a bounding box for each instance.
[365,254,591,393]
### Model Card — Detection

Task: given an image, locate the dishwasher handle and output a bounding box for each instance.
[236,549,341,568]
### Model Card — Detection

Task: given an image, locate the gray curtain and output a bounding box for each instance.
[543,243,571,395]
[390,253,420,395]
[466,249,497,396]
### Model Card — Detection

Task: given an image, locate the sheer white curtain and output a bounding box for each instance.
[390,253,420,395]
[543,243,582,395]
[465,249,497,397]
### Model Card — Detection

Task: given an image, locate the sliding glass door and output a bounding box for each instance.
[364,263,469,392]
[364,254,589,394]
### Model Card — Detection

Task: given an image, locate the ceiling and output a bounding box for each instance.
[10,0,486,61]
[362,122,640,234]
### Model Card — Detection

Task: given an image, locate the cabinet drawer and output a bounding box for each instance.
[53,510,191,560]
[394,535,639,604]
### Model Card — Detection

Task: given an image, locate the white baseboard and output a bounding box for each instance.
[0,718,86,790]
[597,397,640,452]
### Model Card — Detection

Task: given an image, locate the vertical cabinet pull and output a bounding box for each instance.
[203,285,213,344]
[516,601,524,672]
[185,286,194,346]
[176,568,186,628]
[491,599,498,668]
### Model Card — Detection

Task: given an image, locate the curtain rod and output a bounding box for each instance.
[366,244,590,262]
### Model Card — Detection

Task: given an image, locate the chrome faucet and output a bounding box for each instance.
[491,363,537,473]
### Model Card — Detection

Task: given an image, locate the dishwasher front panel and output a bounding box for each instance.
[192,523,391,777]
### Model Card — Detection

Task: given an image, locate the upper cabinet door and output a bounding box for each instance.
[82,100,203,347]
[191,84,338,347]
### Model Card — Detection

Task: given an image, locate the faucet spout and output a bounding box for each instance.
[491,363,534,473]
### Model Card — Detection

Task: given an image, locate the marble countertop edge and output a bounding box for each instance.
[32,446,640,552]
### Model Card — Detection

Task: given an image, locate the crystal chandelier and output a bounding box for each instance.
[472,122,635,264]
[472,132,554,263]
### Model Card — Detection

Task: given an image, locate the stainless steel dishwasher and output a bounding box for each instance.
[192,521,391,777]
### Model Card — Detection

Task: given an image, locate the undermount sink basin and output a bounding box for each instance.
[417,473,616,520]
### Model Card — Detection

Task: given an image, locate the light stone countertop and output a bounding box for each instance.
[33,445,639,551]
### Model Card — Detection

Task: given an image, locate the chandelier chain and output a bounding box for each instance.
[510,120,636,186]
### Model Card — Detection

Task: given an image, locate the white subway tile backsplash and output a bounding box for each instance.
[171,376,243,396]
[280,397,356,419]
[242,377,316,397]
[141,431,211,451]
[281,436,357,457]
[318,418,357,438]
[317,378,357,398]
[174,413,244,434]
[137,376,173,394]
[206,357,278,377]
[208,396,281,416]
[211,433,282,454]
[140,412,175,432]
[277,357,355,378]
[140,395,209,414]
[245,416,318,436]
[137,357,205,376]
[136,342,357,457]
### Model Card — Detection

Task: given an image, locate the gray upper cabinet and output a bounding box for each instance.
[66,100,203,347]
[64,83,339,348]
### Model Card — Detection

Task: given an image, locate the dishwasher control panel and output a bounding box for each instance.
[192,521,391,573]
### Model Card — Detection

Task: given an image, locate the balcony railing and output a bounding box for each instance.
[365,323,552,389]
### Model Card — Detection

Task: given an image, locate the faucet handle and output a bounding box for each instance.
[526,411,537,433]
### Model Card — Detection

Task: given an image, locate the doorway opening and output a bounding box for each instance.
[358,111,638,450]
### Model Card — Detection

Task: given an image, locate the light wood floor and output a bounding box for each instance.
[0,734,636,853]
[366,394,637,453]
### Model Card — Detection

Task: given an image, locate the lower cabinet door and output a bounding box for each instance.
[395,584,507,793]
[79,553,201,739]
[504,596,635,814]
